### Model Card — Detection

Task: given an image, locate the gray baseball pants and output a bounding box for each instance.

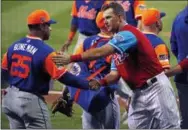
[82,95,120,129]
[2,87,51,129]
[128,72,180,129]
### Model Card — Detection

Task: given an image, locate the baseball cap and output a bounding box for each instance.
[27,9,56,25]
[96,11,105,29]
[142,8,166,26]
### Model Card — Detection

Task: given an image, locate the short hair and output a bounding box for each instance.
[28,23,49,31]
[28,24,41,31]
[101,2,125,17]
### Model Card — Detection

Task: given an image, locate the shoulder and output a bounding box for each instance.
[41,42,54,52]
[144,34,165,48]
[113,31,137,42]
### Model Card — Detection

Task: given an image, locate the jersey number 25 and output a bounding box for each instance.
[10,54,31,78]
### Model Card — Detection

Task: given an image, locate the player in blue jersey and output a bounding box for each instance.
[67,12,120,129]
[62,0,109,52]
[142,8,170,70]
[170,6,188,128]
[1,9,95,129]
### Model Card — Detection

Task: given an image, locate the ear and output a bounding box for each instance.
[39,24,45,31]
[156,21,160,28]
[119,15,125,23]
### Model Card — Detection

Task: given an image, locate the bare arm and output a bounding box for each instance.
[103,70,120,85]
[81,44,115,61]
[165,58,188,77]
[89,70,120,89]
[165,65,182,77]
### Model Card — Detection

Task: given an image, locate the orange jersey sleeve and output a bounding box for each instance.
[2,52,8,70]
[71,1,78,17]
[44,52,67,79]
[74,43,84,55]
[134,0,146,19]
[155,44,170,69]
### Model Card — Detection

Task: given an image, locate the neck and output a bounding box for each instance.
[100,30,113,37]
[28,30,43,40]
[118,21,127,32]
[143,26,159,35]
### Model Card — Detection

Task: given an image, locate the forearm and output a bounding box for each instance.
[71,44,115,62]
[179,58,188,71]
[68,18,78,41]
[99,72,120,86]
[58,71,89,90]
[165,65,182,77]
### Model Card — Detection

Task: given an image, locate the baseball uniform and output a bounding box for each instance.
[1,9,93,129]
[67,34,120,129]
[109,24,180,129]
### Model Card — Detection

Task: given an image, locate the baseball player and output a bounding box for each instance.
[142,8,170,70]
[110,1,146,124]
[170,6,188,128]
[52,2,180,129]
[1,9,95,129]
[65,12,120,129]
[62,0,109,52]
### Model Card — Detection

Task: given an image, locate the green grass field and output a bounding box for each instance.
[1,0,187,129]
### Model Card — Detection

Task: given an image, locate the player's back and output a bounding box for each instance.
[7,36,54,95]
[144,33,170,69]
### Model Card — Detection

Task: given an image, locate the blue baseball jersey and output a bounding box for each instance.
[83,35,112,77]
[5,36,54,95]
[71,0,107,36]
[144,33,170,69]
[68,34,118,113]
[170,6,188,84]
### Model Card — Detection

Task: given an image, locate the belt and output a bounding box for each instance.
[10,86,45,101]
[132,77,158,91]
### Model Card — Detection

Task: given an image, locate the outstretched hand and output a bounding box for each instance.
[52,51,71,66]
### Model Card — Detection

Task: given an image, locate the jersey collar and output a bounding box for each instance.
[26,35,42,40]
[142,31,157,36]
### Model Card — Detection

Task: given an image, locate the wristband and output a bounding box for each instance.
[179,59,188,71]
[99,78,108,86]
[70,54,82,62]
[68,31,76,41]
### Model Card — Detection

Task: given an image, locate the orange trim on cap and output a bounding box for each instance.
[27,9,50,25]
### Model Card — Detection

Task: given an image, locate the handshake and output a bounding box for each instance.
[52,51,72,66]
